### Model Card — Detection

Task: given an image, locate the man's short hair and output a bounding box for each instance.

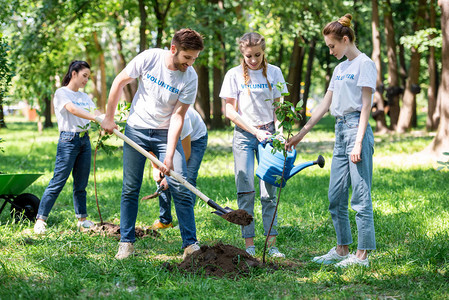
[172,28,204,51]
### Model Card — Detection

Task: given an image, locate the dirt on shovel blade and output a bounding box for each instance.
[167,243,263,278]
[84,222,160,239]
[221,209,253,226]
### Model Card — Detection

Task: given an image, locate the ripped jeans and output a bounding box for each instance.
[233,125,278,239]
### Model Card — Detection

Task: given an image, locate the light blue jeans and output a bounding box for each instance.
[37,131,91,221]
[120,125,197,248]
[328,111,376,250]
[158,133,208,224]
[233,125,278,239]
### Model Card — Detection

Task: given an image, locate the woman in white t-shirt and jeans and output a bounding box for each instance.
[34,61,100,234]
[220,32,287,258]
[287,14,376,267]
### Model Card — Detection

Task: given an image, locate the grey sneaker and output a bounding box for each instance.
[246,246,256,256]
[183,243,200,259]
[335,254,369,268]
[77,219,95,230]
[115,242,135,259]
[312,247,349,264]
[34,219,47,234]
[268,247,285,258]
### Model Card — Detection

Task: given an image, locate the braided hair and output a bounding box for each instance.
[238,32,272,95]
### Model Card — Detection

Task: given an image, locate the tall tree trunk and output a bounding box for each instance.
[286,34,305,108]
[301,39,315,126]
[139,0,148,52]
[93,31,106,112]
[397,0,426,133]
[383,0,401,130]
[113,13,137,102]
[195,64,211,127]
[152,0,173,49]
[427,0,449,156]
[0,102,6,128]
[427,0,440,131]
[371,0,388,133]
[43,95,53,128]
[211,0,225,129]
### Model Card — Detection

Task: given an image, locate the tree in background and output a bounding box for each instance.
[0,34,14,128]
[427,0,449,156]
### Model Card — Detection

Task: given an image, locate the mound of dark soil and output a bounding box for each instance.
[84,222,160,239]
[167,243,265,278]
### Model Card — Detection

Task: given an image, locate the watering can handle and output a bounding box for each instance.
[94,115,228,215]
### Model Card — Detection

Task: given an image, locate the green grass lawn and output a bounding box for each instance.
[0,114,448,299]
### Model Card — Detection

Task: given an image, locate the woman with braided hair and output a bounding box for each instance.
[220,32,287,258]
[287,14,377,267]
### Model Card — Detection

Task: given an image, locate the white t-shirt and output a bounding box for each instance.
[125,48,198,129]
[53,86,96,132]
[180,107,207,141]
[219,64,287,126]
[328,53,377,117]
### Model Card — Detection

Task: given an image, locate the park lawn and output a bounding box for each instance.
[0,115,448,299]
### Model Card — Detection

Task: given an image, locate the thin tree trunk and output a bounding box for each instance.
[93,31,106,112]
[371,0,388,133]
[301,39,315,126]
[397,0,426,133]
[427,0,440,131]
[0,103,6,128]
[195,64,211,127]
[43,95,53,128]
[211,0,225,129]
[139,0,147,52]
[152,0,173,49]
[113,13,137,102]
[286,34,305,108]
[383,0,401,130]
[427,0,449,156]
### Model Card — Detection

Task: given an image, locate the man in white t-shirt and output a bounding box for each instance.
[101,29,204,260]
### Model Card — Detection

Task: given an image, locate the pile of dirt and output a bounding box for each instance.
[166,243,266,278]
[84,222,160,239]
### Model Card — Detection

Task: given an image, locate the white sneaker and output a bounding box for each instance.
[268,247,285,258]
[77,219,95,230]
[183,243,200,259]
[335,254,369,268]
[115,242,135,259]
[34,219,47,234]
[246,246,256,256]
[312,247,349,264]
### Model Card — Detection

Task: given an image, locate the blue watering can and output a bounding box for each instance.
[256,142,325,188]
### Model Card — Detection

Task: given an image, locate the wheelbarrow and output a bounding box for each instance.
[0,173,42,222]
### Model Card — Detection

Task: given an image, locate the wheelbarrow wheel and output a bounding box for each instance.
[10,193,40,222]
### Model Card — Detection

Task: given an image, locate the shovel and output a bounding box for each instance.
[95,115,252,226]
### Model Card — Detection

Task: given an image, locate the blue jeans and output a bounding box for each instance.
[328,112,376,250]
[121,125,197,248]
[233,125,278,239]
[158,133,208,224]
[37,131,91,221]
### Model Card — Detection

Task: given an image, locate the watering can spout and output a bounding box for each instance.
[289,154,325,179]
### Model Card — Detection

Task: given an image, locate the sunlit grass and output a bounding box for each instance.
[0,114,448,298]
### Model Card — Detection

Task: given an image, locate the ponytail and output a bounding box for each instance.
[62,60,90,86]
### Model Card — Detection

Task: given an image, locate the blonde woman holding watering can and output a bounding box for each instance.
[287,14,376,267]
[220,32,287,258]
[34,60,100,234]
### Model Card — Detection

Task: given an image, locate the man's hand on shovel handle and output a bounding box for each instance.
[100,116,119,134]
[161,156,174,176]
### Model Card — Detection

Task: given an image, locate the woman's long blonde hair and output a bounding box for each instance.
[239,32,271,95]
